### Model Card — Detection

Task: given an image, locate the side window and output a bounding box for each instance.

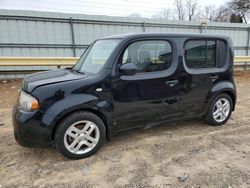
[217,40,227,68]
[185,39,227,69]
[185,40,216,69]
[122,40,172,73]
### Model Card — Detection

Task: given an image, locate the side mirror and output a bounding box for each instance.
[119,63,137,76]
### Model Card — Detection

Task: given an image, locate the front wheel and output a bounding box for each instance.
[205,93,233,126]
[54,112,106,159]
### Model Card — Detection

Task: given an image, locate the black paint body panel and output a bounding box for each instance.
[12,33,237,147]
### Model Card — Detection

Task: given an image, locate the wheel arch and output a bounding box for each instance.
[208,81,236,111]
[51,108,112,141]
[221,90,236,111]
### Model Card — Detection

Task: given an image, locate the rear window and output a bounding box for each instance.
[184,39,227,69]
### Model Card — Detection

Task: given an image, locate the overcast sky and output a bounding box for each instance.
[0,0,227,18]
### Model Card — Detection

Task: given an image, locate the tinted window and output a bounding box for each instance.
[185,40,216,69]
[217,40,227,68]
[122,40,172,73]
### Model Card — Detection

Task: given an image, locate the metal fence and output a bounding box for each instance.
[0,9,250,78]
[1,9,250,57]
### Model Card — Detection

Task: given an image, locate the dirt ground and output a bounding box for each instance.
[0,72,250,188]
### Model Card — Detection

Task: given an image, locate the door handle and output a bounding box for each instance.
[166,80,179,87]
[210,75,219,82]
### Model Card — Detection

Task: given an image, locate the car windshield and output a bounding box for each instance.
[73,39,120,74]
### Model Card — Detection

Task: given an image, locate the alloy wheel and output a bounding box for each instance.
[63,120,100,154]
[212,98,231,123]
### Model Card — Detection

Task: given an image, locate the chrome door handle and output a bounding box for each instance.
[166,80,179,87]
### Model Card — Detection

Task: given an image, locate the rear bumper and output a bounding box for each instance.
[12,103,53,148]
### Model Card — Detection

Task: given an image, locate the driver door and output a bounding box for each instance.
[111,39,182,131]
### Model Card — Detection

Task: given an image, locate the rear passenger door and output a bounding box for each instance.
[180,38,228,116]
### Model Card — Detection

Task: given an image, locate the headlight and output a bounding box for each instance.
[19,91,39,111]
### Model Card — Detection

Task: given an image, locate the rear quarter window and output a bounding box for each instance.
[184,39,227,69]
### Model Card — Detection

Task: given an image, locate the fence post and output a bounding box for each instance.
[247,27,250,56]
[200,22,207,34]
[142,21,146,32]
[69,17,76,57]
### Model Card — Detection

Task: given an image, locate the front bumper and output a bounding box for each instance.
[12,103,53,148]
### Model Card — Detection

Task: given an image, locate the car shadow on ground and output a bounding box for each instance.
[17,118,221,161]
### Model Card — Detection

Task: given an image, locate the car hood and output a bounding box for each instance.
[22,69,86,93]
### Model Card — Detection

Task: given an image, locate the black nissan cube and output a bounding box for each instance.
[12,33,237,159]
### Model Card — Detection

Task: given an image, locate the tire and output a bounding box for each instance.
[54,111,106,159]
[205,93,233,126]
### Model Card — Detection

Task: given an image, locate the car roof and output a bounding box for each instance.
[103,33,230,40]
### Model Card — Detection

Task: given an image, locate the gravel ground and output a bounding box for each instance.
[0,72,250,188]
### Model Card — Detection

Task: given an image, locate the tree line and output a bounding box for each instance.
[129,0,250,24]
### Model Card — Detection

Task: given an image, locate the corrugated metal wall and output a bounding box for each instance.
[1,9,250,58]
[0,9,250,72]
